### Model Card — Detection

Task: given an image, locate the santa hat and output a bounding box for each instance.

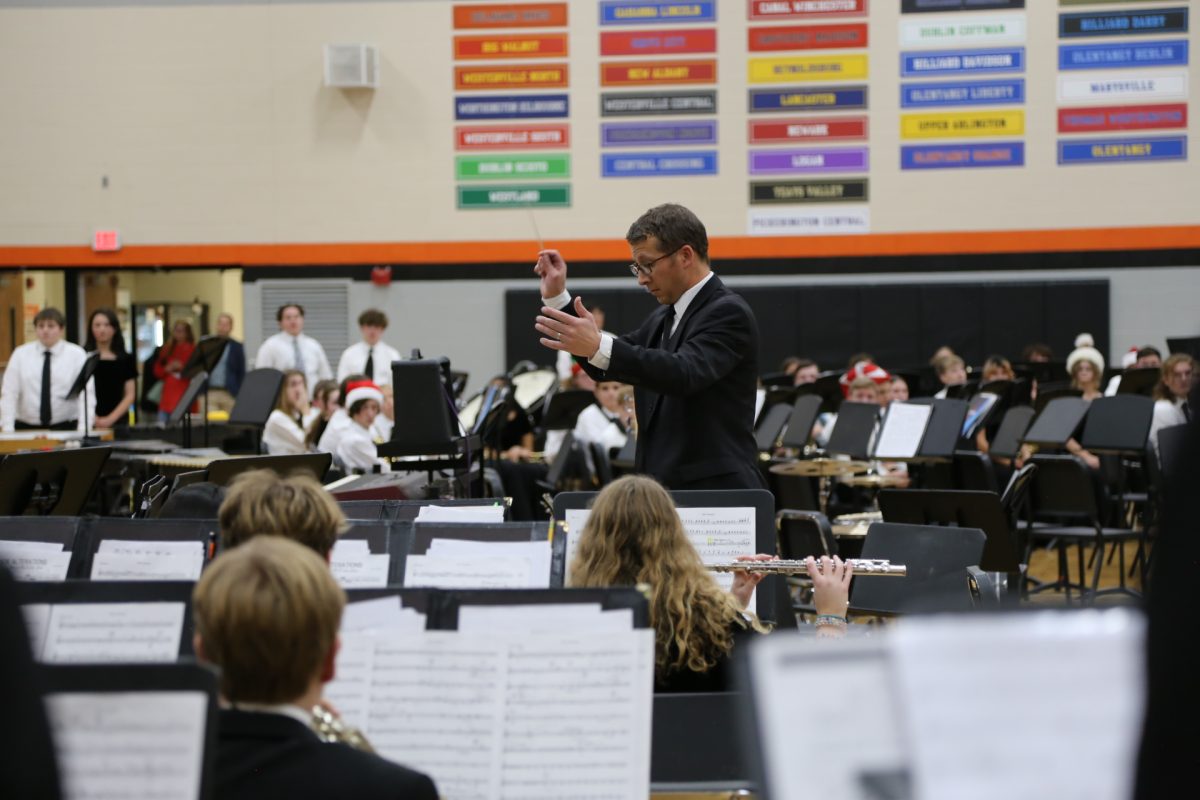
[1066,333,1105,376]
[839,360,891,397]
[343,380,384,408]
[1121,347,1138,369]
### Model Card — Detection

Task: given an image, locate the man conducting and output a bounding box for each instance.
[535,203,765,491]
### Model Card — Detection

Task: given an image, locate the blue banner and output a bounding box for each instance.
[1057,135,1186,165]
[601,150,718,176]
[900,47,1025,77]
[901,142,1025,170]
[600,1,716,25]
[748,86,868,113]
[901,79,1025,108]
[1058,40,1188,70]
[455,94,569,120]
[1059,8,1188,39]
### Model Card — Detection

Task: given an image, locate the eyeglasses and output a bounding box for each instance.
[628,245,683,278]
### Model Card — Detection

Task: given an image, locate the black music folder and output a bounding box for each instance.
[826,402,879,460]
[1022,397,1089,448]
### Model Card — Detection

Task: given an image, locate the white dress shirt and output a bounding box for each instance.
[1149,398,1188,455]
[336,419,389,473]
[255,332,332,397]
[317,407,352,453]
[573,404,629,453]
[263,407,319,455]
[337,340,403,385]
[544,271,715,372]
[0,340,94,431]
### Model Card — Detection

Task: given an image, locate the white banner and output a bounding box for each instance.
[901,14,1027,48]
[748,206,871,236]
[1058,71,1188,104]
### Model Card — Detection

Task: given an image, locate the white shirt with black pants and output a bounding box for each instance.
[0,340,95,432]
[337,341,402,385]
[255,332,332,397]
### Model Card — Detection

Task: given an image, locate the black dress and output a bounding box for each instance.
[654,618,753,693]
[92,353,138,421]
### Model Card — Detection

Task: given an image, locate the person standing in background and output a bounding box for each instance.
[336,309,401,386]
[0,308,93,432]
[85,307,137,429]
[207,312,245,414]
[153,320,197,425]
[255,304,332,396]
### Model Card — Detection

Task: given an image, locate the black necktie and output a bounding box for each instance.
[40,350,52,427]
[1184,401,1192,423]
[364,348,375,379]
[659,306,676,348]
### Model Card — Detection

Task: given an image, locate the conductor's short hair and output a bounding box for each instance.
[276,303,305,322]
[626,203,709,263]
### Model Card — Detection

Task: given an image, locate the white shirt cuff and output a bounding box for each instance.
[543,290,571,311]
[588,333,614,371]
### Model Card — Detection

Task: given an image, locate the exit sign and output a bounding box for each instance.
[92,230,121,252]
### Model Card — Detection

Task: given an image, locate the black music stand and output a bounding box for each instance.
[1023,396,1089,449]
[825,402,879,460]
[166,371,210,449]
[540,389,595,431]
[780,394,822,451]
[1115,366,1161,397]
[181,336,230,446]
[1166,336,1200,360]
[226,368,284,454]
[205,452,332,486]
[0,447,112,516]
[63,351,101,445]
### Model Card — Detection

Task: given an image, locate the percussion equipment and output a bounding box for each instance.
[841,473,909,489]
[769,458,870,478]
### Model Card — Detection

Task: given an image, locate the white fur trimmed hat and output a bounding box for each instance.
[344,380,384,408]
[1066,333,1105,376]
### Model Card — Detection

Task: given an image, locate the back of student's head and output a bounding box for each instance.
[193,536,344,704]
[933,354,965,377]
[217,469,346,556]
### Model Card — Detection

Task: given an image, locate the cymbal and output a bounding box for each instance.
[770,458,871,477]
[841,473,909,488]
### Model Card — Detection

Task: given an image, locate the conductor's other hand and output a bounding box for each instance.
[535,249,567,299]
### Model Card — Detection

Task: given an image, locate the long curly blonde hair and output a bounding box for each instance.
[568,475,753,678]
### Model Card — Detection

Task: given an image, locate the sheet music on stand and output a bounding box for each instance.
[741,609,1146,800]
[24,602,187,663]
[872,402,932,460]
[326,626,654,800]
[90,539,205,582]
[403,538,551,589]
[0,540,73,581]
[329,539,391,589]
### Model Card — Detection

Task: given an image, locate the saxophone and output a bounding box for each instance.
[310,703,375,752]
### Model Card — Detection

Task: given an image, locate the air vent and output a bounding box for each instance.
[324,44,379,89]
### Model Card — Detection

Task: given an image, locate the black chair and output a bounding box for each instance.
[588,441,614,487]
[755,403,792,452]
[1026,454,1143,604]
[227,367,285,453]
[849,522,985,615]
[1156,423,1189,478]
[776,510,838,560]
[953,450,1000,493]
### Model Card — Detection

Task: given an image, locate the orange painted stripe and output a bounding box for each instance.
[1,226,1197,268]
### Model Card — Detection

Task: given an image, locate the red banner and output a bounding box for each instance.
[455,124,571,150]
[600,28,717,56]
[600,60,717,87]
[455,64,569,91]
[454,34,568,59]
[748,116,868,143]
[1057,103,1187,134]
[748,0,867,21]
[453,3,568,29]
[748,23,868,52]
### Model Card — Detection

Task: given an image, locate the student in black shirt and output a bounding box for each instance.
[85,307,137,429]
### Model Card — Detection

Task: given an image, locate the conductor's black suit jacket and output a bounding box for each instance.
[578,274,765,490]
[215,709,438,800]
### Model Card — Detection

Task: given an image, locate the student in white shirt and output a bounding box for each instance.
[262,370,320,455]
[335,381,389,473]
[1149,354,1194,458]
[573,380,632,455]
[316,374,365,454]
[0,307,94,432]
[932,354,967,400]
[255,304,332,396]
[336,308,402,386]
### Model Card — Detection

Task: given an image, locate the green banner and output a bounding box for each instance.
[456,154,571,180]
[457,184,571,209]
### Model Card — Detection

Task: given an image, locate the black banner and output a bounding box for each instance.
[749,179,869,205]
[600,90,718,117]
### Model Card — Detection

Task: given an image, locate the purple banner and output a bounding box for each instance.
[600,120,718,147]
[748,147,869,174]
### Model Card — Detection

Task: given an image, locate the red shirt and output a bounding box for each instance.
[153,341,197,413]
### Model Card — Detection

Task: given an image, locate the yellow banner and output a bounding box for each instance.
[900,110,1025,139]
[748,54,869,84]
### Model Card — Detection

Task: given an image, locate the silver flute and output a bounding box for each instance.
[707,558,906,576]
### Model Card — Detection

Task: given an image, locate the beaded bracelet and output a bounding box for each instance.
[814,614,848,631]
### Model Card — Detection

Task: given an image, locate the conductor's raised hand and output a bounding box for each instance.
[535,249,568,299]
[536,297,602,358]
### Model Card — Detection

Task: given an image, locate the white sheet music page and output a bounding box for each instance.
[415,504,506,523]
[563,509,591,574]
[92,540,205,581]
[677,506,757,600]
[428,538,552,588]
[329,551,391,589]
[499,629,653,799]
[873,402,932,460]
[457,603,634,634]
[366,632,507,800]
[41,602,185,663]
[47,690,207,800]
[0,540,72,581]
[748,636,908,800]
[891,609,1147,800]
[404,554,535,589]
